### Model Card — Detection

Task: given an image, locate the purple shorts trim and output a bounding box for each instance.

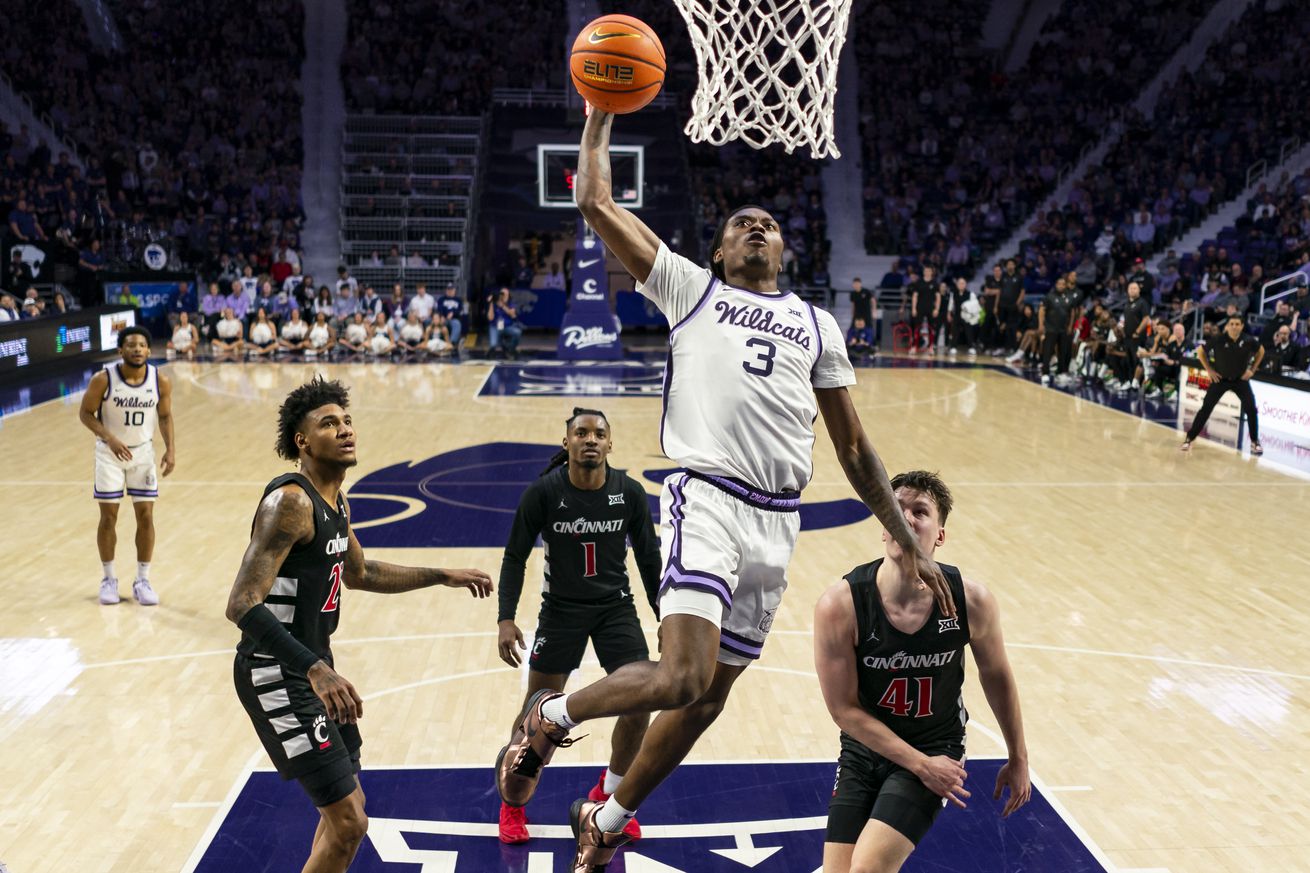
[686,470,800,512]
[719,627,764,659]
[658,557,732,611]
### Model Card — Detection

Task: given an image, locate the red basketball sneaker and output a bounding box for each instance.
[498,802,530,844]
[585,769,642,841]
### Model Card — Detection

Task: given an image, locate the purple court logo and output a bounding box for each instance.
[188,761,1107,872]
[346,443,871,549]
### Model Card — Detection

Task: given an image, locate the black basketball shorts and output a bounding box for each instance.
[826,737,963,846]
[529,596,650,676]
[234,655,362,807]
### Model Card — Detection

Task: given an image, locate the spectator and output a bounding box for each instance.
[7,197,44,241]
[167,312,200,360]
[333,285,358,326]
[200,283,226,335]
[409,283,436,323]
[358,285,385,320]
[487,287,522,358]
[278,308,311,355]
[1261,301,1297,348]
[336,266,360,298]
[223,281,250,322]
[386,283,408,319]
[845,316,874,360]
[541,262,566,290]
[247,309,278,358]
[384,246,403,267]
[306,311,336,358]
[513,256,534,288]
[1261,325,1307,373]
[397,311,427,356]
[368,311,396,357]
[436,283,465,349]
[339,312,370,356]
[0,294,19,323]
[212,308,245,359]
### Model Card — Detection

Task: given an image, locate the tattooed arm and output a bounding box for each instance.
[575,107,661,283]
[225,486,364,722]
[340,498,493,596]
[814,386,956,616]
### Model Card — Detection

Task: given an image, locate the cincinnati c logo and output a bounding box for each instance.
[589,27,639,43]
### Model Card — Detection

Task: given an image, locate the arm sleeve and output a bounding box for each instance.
[625,477,663,616]
[497,481,548,622]
[635,242,715,326]
[237,604,320,675]
[811,307,858,389]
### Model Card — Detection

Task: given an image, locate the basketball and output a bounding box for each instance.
[569,14,665,114]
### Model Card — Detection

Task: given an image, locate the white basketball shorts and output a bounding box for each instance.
[94,440,158,502]
[657,471,801,666]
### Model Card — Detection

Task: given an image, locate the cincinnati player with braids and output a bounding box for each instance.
[225,377,493,873]
[815,471,1030,873]
[495,407,662,844]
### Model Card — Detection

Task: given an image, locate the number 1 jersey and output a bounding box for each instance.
[638,244,855,494]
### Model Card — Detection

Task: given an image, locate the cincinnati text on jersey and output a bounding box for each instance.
[551,518,625,535]
[862,650,958,671]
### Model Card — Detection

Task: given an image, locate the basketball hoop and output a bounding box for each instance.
[671,0,852,159]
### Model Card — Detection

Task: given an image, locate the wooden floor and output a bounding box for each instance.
[1,358,1306,873]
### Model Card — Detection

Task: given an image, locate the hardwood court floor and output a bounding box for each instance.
[0,359,1306,872]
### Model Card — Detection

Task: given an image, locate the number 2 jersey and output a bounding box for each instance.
[637,243,855,494]
[236,473,350,669]
[844,558,971,757]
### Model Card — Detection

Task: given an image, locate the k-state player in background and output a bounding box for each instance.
[495,101,955,872]
[814,471,1030,873]
[494,407,662,845]
[78,325,176,606]
[225,377,493,873]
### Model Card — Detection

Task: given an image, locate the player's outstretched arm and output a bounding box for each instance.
[226,487,363,722]
[813,584,969,808]
[575,107,661,284]
[814,387,955,617]
[965,578,1031,817]
[340,501,493,597]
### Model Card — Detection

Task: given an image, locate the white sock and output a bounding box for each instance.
[137,562,150,581]
[603,768,623,794]
[594,796,637,834]
[102,561,115,580]
[541,694,578,729]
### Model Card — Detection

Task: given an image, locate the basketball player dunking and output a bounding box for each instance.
[494,107,955,871]
[495,407,661,845]
[815,471,1030,872]
[78,326,175,606]
[225,377,492,873]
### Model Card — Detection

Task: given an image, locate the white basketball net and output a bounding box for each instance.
[671,0,852,159]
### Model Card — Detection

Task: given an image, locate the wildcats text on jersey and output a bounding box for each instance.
[713,299,813,349]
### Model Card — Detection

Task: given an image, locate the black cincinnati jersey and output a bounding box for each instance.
[236,473,350,668]
[498,465,661,621]
[844,559,970,754]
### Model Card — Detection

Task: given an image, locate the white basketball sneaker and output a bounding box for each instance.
[99,576,121,605]
[133,578,160,606]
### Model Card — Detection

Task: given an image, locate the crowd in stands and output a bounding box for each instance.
[0,0,305,279]
[167,264,475,361]
[854,0,1212,279]
[1015,1,1308,281]
[343,0,566,114]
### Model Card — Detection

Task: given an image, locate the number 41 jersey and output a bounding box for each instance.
[638,244,855,494]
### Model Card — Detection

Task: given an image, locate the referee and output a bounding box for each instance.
[1181,315,1264,455]
[495,407,661,844]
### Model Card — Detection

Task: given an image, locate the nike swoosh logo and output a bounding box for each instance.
[578,258,600,268]
[588,29,638,44]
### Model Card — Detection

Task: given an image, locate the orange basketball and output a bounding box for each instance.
[569,14,665,114]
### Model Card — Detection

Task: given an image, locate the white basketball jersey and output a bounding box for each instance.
[99,364,159,447]
[639,244,855,493]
